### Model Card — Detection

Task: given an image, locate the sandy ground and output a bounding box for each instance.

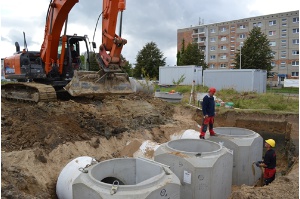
[1,93,299,198]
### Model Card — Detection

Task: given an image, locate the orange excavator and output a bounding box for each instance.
[2,0,132,102]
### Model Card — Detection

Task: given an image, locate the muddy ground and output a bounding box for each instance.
[1,93,299,199]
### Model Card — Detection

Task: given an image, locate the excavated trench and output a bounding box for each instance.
[1,97,298,198]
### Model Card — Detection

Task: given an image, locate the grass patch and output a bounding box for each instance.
[157,85,299,113]
[267,87,299,94]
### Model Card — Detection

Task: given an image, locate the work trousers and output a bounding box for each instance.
[200,116,215,135]
[264,168,276,185]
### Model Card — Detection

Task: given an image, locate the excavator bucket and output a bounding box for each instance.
[64,70,133,97]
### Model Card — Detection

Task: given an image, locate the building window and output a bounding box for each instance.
[253,23,257,27]
[281,61,286,65]
[221,46,226,50]
[281,33,287,37]
[293,39,299,44]
[198,27,205,32]
[210,64,215,68]
[257,22,262,27]
[210,55,216,60]
[292,50,299,55]
[292,61,299,66]
[280,65,286,68]
[291,72,299,77]
[281,40,286,43]
[210,37,216,42]
[269,31,276,36]
[210,28,216,33]
[220,64,227,68]
[293,28,299,33]
[269,41,276,46]
[282,18,287,22]
[281,44,287,48]
[281,51,286,55]
[282,29,287,33]
[270,51,276,56]
[210,46,216,51]
[269,20,276,26]
[293,17,299,23]
[271,62,275,67]
[220,55,227,59]
[239,34,245,39]
[221,36,227,41]
[220,27,226,32]
[281,55,286,58]
[240,25,246,29]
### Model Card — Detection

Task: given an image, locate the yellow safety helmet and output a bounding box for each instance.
[265,139,276,147]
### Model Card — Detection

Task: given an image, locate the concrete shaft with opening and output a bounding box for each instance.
[56,157,180,199]
[154,139,233,199]
[208,127,263,185]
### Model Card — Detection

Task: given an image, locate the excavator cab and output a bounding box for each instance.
[57,35,90,79]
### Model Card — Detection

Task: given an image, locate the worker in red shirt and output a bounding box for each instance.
[256,139,276,185]
[199,87,217,139]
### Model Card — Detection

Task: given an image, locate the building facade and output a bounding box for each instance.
[177,10,299,80]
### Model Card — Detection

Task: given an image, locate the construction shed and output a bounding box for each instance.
[203,69,267,93]
[159,65,202,85]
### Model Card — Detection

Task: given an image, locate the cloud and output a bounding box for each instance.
[1,0,298,66]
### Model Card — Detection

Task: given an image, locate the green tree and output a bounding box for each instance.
[234,26,273,72]
[133,42,166,79]
[177,42,207,69]
[120,54,133,76]
[177,39,185,65]
[122,61,133,77]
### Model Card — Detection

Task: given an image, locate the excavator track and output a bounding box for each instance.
[1,82,57,102]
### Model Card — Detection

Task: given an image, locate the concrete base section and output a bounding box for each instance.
[57,157,181,199]
[154,92,183,102]
[154,139,233,199]
[208,127,263,186]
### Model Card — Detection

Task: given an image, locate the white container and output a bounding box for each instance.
[208,127,263,185]
[203,69,267,93]
[159,65,202,85]
[154,139,233,199]
[57,157,181,199]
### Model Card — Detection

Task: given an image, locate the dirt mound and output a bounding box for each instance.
[1,93,174,153]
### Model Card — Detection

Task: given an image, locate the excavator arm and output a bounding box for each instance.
[40,0,79,75]
[100,0,127,67]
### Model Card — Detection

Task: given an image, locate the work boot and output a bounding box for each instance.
[209,130,217,136]
[199,135,205,139]
[199,133,205,139]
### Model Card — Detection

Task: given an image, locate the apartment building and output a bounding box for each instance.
[177,10,299,80]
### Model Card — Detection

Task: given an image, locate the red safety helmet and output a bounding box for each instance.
[209,87,216,94]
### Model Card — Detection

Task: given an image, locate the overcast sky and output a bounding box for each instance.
[0,0,299,66]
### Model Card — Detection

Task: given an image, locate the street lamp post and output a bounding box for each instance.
[240,42,243,69]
